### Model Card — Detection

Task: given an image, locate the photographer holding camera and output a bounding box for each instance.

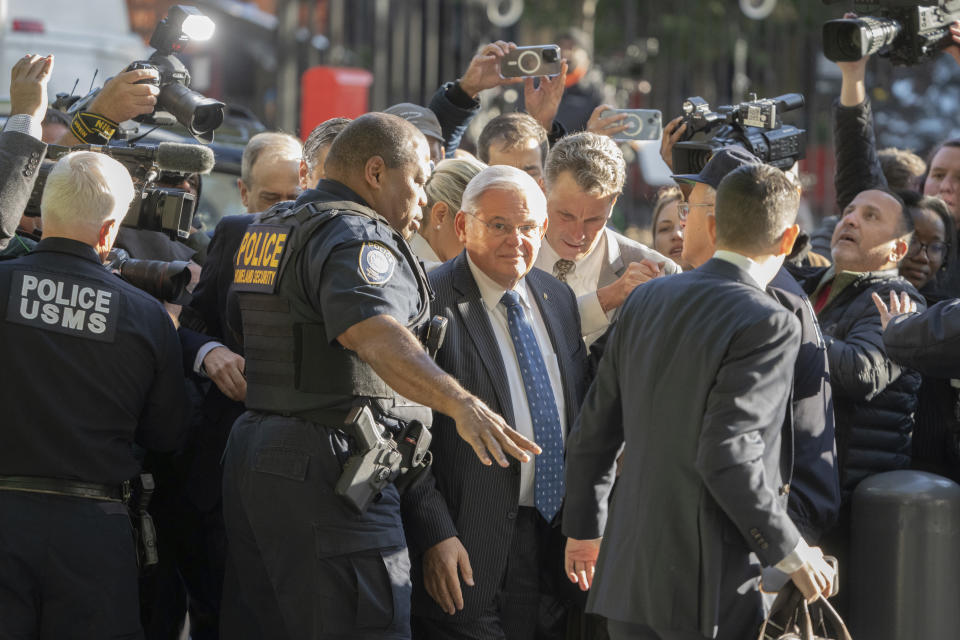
[0,148,188,637]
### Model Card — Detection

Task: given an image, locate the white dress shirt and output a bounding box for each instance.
[467,254,566,507]
[536,228,618,346]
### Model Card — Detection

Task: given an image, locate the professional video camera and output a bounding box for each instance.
[822,0,960,66]
[22,140,215,240]
[672,93,806,174]
[104,249,192,304]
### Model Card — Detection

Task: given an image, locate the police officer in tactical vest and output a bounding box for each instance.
[220,113,541,640]
[0,150,189,637]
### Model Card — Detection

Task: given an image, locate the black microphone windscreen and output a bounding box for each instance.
[155,142,216,174]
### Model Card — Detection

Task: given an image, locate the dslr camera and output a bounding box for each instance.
[500,45,563,78]
[822,0,960,66]
[672,93,806,174]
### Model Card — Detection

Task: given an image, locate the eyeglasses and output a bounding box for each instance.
[463,210,542,238]
[677,202,713,222]
[907,239,949,261]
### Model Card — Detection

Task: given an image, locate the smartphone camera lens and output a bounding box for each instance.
[542,48,559,62]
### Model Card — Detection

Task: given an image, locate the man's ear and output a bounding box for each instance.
[96,218,118,260]
[706,213,717,248]
[238,178,249,209]
[777,223,801,257]
[364,155,387,191]
[298,159,309,190]
[890,237,910,263]
[454,210,468,242]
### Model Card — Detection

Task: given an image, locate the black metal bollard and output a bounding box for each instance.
[850,470,960,638]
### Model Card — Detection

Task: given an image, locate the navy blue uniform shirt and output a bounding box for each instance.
[0,237,188,485]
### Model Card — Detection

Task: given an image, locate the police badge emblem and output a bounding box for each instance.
[358,242,397,285]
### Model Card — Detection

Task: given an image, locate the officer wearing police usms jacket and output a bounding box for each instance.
[0,151,188,638]
[220,113,540,640]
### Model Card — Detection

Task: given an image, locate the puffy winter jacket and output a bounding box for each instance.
[791,265,926,501]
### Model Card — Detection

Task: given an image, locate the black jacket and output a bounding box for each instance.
[791,265,925,501]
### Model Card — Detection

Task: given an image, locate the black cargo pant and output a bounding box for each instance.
[221,411,411,640]
[0,491,143,639]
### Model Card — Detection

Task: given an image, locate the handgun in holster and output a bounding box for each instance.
[125,473,159,571]
[335,405,432,514]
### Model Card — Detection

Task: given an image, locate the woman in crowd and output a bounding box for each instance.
[898,193,955,295]
[924,139,960,295]
[409,157,486,270]
[650,185,688,270]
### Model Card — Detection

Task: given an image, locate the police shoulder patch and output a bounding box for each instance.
[358,242,397,286]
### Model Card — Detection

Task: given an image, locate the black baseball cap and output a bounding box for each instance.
[671,146,762,190]
[384,103,444,143]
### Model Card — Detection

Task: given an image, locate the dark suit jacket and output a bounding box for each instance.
[177,213,255,511]
[402,251,589,621]
[563,258,802,637]
[769,269,841,542]
[883,297,960,379]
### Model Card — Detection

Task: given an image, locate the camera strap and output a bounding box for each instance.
[70,111,118,145]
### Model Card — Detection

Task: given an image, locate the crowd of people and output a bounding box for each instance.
[1,18,960,640]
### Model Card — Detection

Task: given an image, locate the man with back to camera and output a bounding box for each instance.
[219,113,540,640]
[0,147,189,638]
[563,164,836,640]
[672,147,841,547]
[537,132,678,346]
[402,165,588,640]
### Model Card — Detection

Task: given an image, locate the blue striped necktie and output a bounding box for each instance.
[500,289,564,521]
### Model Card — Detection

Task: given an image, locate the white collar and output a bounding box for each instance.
[712,249,783,289]
[466,253,531,312]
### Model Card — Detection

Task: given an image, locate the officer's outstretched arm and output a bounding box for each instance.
[338,314,541,467]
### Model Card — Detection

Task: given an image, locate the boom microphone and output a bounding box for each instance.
[154,142,216,174]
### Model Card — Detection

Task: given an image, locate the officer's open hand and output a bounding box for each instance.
[203,346,247,402]
[423,536,474,615]
[565,537,602,591]
[10,54,53,121]
[451,396,540,467]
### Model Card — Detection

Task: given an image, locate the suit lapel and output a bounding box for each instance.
[451,255,515,426]
[527,271,576,433]
[597,229,623,288]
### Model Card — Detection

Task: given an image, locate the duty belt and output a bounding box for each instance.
[0,475,125,502]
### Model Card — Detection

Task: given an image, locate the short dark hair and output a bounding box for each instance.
[477,113,548,166]
[324,113,424,176]
[303,117,351,175]
[715,164,799,253]
[923,138,960,186]
[878,147,927,191]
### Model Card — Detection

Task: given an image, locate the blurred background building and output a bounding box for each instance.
[8,0,960,231]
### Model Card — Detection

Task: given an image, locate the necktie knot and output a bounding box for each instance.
[500,289,522,309]
[554,259,576,282]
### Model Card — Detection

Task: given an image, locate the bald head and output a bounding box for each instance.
[324,113,427,181]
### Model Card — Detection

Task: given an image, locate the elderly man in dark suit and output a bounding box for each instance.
[403,164,589,640]
[563,164,836,640]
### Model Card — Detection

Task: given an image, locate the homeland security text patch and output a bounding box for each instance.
[358,242,396,285]
[6,271,119,342]
[233,224,292,293]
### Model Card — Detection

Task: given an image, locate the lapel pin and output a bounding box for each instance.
[543,292,548,300]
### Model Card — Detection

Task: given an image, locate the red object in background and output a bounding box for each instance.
[300,66,374,138]
[800,144,838,217]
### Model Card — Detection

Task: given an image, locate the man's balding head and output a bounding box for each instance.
[325,113,432,239]
[239,131,303,213]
